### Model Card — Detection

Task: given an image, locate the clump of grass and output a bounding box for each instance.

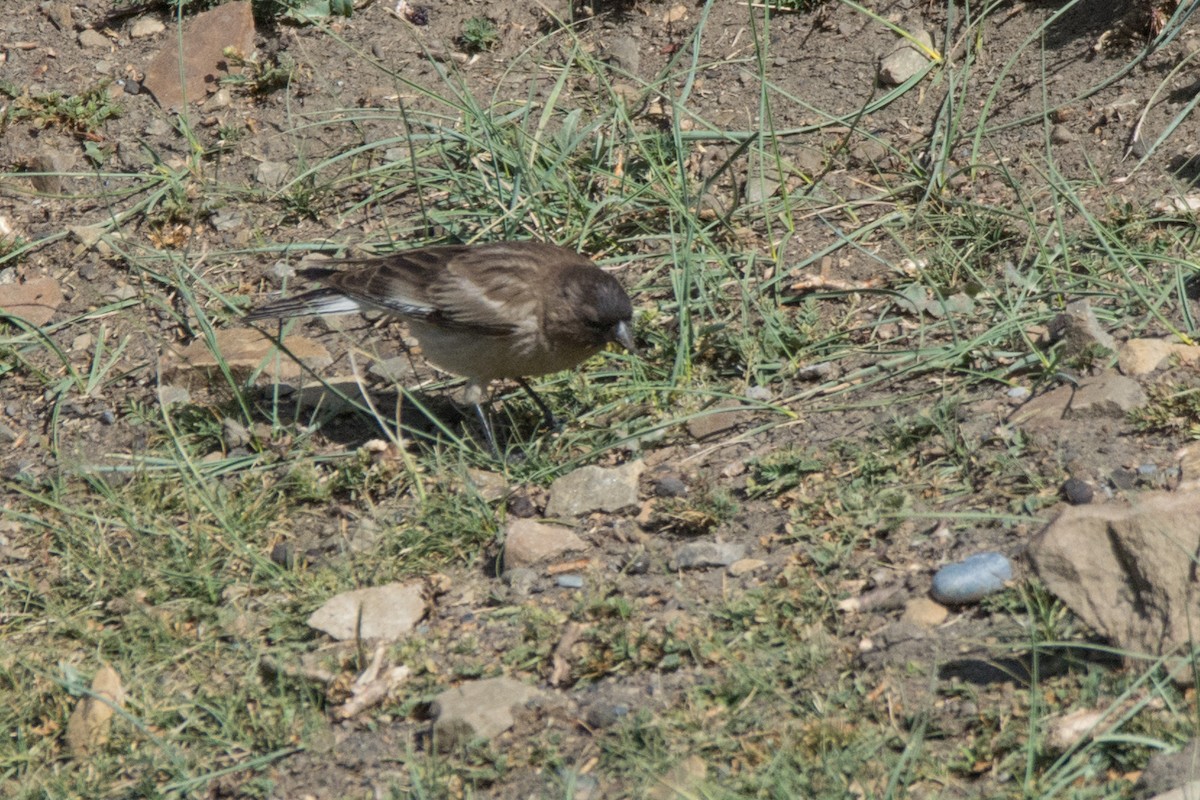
[458,16,499,53]
[1130,382,1200,437]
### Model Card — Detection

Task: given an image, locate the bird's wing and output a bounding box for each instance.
[421,245,543,336]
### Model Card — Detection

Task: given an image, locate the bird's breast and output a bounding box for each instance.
[408,320,602,382]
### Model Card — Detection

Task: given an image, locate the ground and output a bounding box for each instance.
[3,0,1200,798]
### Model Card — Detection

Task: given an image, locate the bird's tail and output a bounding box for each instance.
[244,288,362,321]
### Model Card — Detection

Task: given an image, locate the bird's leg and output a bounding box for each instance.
[516,378,560,431]
[464,381,500,455]
[472,401,501,457]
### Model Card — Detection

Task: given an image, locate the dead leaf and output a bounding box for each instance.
[64,665,125,757]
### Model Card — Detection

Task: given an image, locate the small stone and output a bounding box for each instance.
[270,542,295,569]
[585,702,630,728]
[556,574,584,589]
[878,28,934,86]
[901,597,949,628]
[205,88,232,109]
[430,677,542,750]
[72,333,94,352]
[465,468,507,502]
[622,553,651,575]
[930,552,1013,605]
[546,461,643,517]
[1110,467,1137,491]
[1061,477,1094,505]
[745,385,772,402]
[1051,299,1116,357]
[157,385,191,407]
[368,356,413,382]
[306,581,426,642]
[1050,124,1075,144]
[209,209,244,232]
[255,161,290,189]
[503,518,586,570]
[78,29,111,50]
[604,34,640,74]
[686,402,748,440]
[130,17,166,38]
[727,558,766,577]
[502,568,537,596]
[671,541,746,570]
[653,475,687,498]
[45,2,73,31]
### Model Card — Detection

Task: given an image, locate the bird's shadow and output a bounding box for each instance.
[246,379,545,458]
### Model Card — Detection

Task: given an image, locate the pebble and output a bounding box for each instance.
[270,542,295,569]
[130,17,166,38]
[745,385,772,402]
[931,552,1013,605]
[78,29,111,50]
[727,558,766,577]
[546,461,643,517]
[671,541,745,570]
[653,475,687,498]
[622,553,651,575]
[503,518,586,570]
[556,575,584,589]
[901,597,949,628]
[1006,386,1030,400]
[1061,477,1093,505]
[585,703,630,728]
[502,568,538,596]
[1110,467,1137,491]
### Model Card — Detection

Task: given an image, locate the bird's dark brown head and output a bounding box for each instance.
[553,266,636,352]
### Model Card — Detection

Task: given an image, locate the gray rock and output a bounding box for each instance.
[1030,491,1200,659]
[930,552,1012,605]
[430,677,542,750]
[686,403,749,440]
[546,461,643,517]
[28,150,76,194]
[255,161,290,189]
[879,28,934,86]
[1137,739,1200,798]
[1051,299,1116,357]
[1061,477,1094,505]
[604,34,640,74]
[1012,373,1146,429]
[306,581,426,642]
[503,518,586,570]
[502,568,538,596]
[157,385,191,406]
[671,541,745,570]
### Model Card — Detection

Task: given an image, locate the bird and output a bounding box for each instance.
[244,240,636,452]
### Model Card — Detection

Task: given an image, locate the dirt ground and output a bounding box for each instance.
[4,1,1200,798]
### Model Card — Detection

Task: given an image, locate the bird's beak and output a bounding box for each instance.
[612,320,638,356]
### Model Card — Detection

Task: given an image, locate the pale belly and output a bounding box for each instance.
[409,320,601,384]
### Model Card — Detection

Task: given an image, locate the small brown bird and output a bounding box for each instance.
[245,241,635,451]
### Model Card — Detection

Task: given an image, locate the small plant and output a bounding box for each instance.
[1,81,122,137]
[221,48,296,96]
[458,16,499,53]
